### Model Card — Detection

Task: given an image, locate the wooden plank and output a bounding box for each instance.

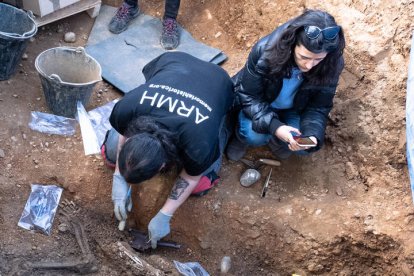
[35,0,101,27]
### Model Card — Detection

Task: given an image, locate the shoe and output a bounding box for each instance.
[268,138,292,160]
[226,135,248,161]
[100,144,116,169]
[108,2,140,34]
[160,18,179,50]
[191,171,220,197]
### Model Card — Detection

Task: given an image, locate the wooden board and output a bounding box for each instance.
[35,0,101,27]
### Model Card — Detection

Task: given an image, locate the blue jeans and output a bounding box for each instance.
[237,110,308,155]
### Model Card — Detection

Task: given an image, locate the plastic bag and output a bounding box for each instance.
[18,184,63,235]
[88,99,119,147]
[173,261,210,276]
[28,111,77,136]
[77,101,101,155]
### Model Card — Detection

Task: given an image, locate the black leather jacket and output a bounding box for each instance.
[232,23,344,150]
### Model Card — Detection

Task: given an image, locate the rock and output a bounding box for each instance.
[56,25,64,33]
[249,230,261,239]
[220,256,231,273]
[240,169,261,187]
[345,162,359,180]
[22,53,28,60]
[0,149,4,158]
[58,223,69,232]
[336,186,343,196]
[199,241,210,249]
[213,201,221,212]
[307,262,324,272]
[64,32,76,43]
[364,214,373,222]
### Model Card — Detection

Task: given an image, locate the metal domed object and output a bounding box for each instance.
[240,169,261,187]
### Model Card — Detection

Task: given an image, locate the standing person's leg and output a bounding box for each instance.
[108,0,140,34]
[160,0,181,50]
[125,0,138,6]
[164,0,180,19]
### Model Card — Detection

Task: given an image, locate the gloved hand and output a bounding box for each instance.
[112,172,132,224]
[148,211,172,249]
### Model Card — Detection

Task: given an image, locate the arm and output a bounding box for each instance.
[161,169,201,215]
[300,105,332,151]
[111,133,132,230]
[299,57,344,151]
[114,134,126,174]
[299,85,337,151]
[148,169,201,248]
[236,39,281,134]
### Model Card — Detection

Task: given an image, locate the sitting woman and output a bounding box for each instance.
[226,9,346,161]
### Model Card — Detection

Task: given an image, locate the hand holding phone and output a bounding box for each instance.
[293,136,317,147]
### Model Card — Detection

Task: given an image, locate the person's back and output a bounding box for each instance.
[110,52,234,175]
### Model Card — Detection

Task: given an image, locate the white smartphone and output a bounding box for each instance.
[293,136,317,147]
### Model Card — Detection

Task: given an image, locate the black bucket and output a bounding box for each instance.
[0,3,37,80]
[35,47,102,118]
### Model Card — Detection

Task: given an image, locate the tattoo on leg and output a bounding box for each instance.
[169,176,189,200]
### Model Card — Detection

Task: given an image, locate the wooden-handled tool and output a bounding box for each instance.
[258,158,281,167]
[261,168,272,198]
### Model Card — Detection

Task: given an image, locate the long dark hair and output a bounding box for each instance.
[118,116,181,184]
[266,9,345,85]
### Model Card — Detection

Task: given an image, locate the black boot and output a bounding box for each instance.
[226,135,248,161]
[268,137,292,160]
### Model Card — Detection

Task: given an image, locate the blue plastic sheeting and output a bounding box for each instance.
[86,5,227,94]
[406,31,414,203]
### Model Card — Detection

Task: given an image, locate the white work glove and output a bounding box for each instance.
[112,172,132,228]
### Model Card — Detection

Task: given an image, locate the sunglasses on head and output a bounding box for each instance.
[304,25,341,40]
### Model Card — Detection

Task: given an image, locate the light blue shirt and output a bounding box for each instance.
[271,67,303,109]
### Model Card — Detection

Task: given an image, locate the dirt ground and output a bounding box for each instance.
[1,0,414,275]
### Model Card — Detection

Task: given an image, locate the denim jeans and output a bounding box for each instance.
[237,109,308,155]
